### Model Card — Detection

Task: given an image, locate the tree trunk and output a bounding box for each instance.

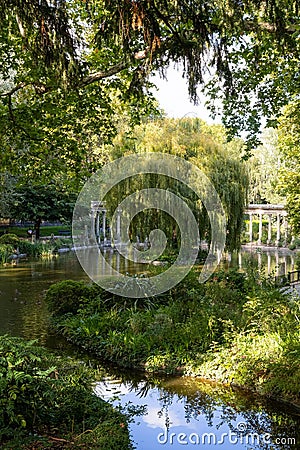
[34,218,41,240]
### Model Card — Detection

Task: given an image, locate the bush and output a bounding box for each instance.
[0,233,19,247]
[45,280,103,316]
[0,244,14,264]
[0,336,132,449]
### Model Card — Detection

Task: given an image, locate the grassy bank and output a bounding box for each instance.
[45,267,300,406]
[0,336,132,449]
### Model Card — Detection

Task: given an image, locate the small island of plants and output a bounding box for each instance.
[45,264,300,407]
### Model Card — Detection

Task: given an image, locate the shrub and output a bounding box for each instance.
[45,280,103,315]
[0,336,132,449]
[0,233,19,247]
[0,244,14,264]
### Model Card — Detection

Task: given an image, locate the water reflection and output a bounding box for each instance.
[0,250,300,449]
[223,246,298,278]
[96,376,300,450]
[0,247,299,344]
[0,250,149,343]
[0,253,89,343]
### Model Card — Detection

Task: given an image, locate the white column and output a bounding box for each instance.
[267,252,271,275]
[258,213,263,245]
[276,213,281,246]
[258,251,262,270]
[249,213,253,243]
[116,208,121,242]
[275,251,279,276]
[96,211,100,244]
[267,214,272,245]
[283,216,288,247]
[238,252,242,269]
[91,209,95,238]
[102,210,106,245]
[291,254,295,271]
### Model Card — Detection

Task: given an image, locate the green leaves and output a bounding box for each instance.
[277,100,300,234]
[0,335,132,448]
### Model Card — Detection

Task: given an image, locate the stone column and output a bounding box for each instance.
[249,213,253,244]
[291,254,295,271]
[258,251,262,270]
[276,213,281,246]
[283,216,288,247]
[275,251,279,276]
[238,252,242,269]
[102,210,106,245]
[267,252,271,275]
[258,213,263,245]
[96,211,100,244]
[116,208,121,242]
[91,208,95,238]
[267,214,272,245]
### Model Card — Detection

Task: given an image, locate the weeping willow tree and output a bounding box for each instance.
[103,118,248,251]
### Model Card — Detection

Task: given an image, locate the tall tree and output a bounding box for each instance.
[104,118,248,250]
[246,129,284,205]
[9,184,76,240]
[277,101,300,235]
[0,0,299,150]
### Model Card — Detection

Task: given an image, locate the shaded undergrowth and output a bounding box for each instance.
[0,336,132,449]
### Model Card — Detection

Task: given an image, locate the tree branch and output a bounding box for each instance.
[243,20,296,34]
[0,82,49,97]
[7,91,43,141]
[79,46,152,87]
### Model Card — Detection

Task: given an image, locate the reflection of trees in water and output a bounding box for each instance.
[102,374,300,450]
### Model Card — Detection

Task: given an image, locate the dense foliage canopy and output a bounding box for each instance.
[0,0,300,150]
[277,101,300,234]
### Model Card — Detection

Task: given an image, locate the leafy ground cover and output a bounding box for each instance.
[0,336,132,449]
[45,266,300,405]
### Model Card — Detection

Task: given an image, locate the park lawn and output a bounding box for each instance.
[1,225,71,238]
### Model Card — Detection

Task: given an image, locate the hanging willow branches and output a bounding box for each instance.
[103,118,248,251]
[1,0,300,147]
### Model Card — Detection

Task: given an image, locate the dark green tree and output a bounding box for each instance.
[9,185,76,239]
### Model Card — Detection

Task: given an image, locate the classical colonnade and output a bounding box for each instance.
[91,202,290,247]
[244,204,289,246]
[90,201,122,245]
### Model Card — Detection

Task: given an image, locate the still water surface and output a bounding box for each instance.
[0,249,299,449]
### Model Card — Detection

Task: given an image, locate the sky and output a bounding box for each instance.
[150,67,221,124]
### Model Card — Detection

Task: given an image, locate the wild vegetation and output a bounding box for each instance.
[45,263,300,405]
[0,233,72,264]
[0,336,132,449]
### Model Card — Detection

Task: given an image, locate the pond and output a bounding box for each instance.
[0,249,299,449]
[96,375,300,449]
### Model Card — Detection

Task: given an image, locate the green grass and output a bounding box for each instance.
[0,225,71,238]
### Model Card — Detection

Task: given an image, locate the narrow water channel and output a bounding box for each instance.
[0,250,299,449]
